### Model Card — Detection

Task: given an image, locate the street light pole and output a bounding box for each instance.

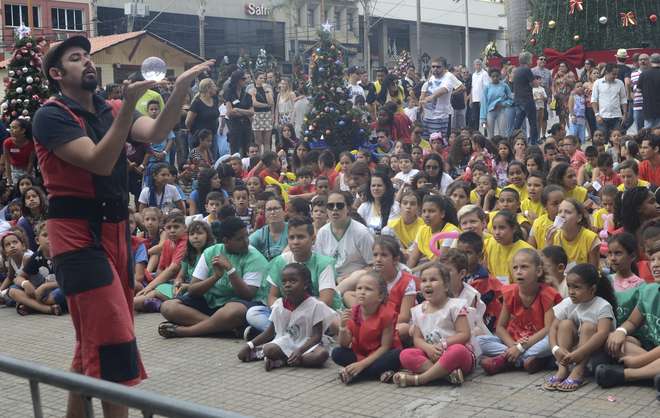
[416,0,421,71]
[363,0,370,77]
[198,0,207,57]
[464,0,469,67]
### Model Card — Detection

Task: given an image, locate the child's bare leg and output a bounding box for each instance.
[555,319,577,380]
[301,346,329,368]
[559,322,596,390]
[416,362,450,385]
[263,343,288,361]
[8,288,53,314]
[625,357,660,381]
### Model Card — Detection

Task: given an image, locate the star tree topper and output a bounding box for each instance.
[15,24,31,39]
[321,20,334,32]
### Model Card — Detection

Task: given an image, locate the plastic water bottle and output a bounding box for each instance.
[141,57,167,82]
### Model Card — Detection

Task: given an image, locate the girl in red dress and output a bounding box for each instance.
[332,271,402,384]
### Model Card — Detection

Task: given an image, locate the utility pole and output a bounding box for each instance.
[126,0,136,32]
[90,0,98,36]
[362,0,370,77]
[198,0,207,57]
[416,0,421,71]
[464,0,469,67]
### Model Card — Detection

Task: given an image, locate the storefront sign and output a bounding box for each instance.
[245,3,272,16]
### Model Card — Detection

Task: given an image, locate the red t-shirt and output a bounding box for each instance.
[639,159,660,187]
[347,304,401,360]
[3,137,34,169]
[503,283,562,341]
[157,234,188,272]
[386,271,417,316]
[569,150,587,172]
[258,168,280,182]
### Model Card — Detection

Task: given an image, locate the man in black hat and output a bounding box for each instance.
[32,36,213,418]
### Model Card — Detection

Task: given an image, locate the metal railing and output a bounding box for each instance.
[0,353,248,418]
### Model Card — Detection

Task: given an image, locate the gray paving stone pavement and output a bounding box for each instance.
[0,306,657,418]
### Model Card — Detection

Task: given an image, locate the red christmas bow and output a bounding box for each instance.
[569,0,583,15]
[619,11,637,27]
[543,45,585,71]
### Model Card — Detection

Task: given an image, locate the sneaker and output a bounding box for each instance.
[242,326,260,341]
[143,298,162,313]
[480,354,508,375]
[595,364,625,388]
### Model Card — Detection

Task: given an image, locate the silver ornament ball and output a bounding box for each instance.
[15,87,23,94]
[26,76,33,84]
[599,16,608,24]
[22,67,28,73]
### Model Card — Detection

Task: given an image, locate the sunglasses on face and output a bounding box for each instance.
[327,202,346,210]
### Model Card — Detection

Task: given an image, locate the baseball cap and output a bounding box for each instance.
[42,35,91,90]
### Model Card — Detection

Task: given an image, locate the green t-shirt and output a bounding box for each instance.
[197,244,270,308]
[266,252,344,311]
[636,283,660,350]
[249,223,288,261]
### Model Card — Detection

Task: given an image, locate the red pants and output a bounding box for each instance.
[54,221,147,385]
[400,345,474,375]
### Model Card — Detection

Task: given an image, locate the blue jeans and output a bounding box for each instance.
[596,117,621,139]
[644,118,660,129]
[245,305,272,332]
[476,334,552,367]
[486,106,509,137]
[568,121,586,143]
[633,109,644,132]
[513,100,539,145]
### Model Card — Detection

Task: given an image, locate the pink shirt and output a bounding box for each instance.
[612,274,646,292]
[569,150,587,172]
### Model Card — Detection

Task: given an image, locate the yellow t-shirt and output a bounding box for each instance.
[503,183,529,202]
[552,227,599,266]
[469,188,502,204]
[565,186,588,203]
[521,198,546,219]
[387,216,425,249]
[530,214,554,250]
[415,222,461,260]
[591,208,613,231]
[484,236,533,284]
[487,210,530,233]
[617,179,650,191]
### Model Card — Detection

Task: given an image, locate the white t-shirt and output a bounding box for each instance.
[348,83,366,103]
[553,296,616,329]
[357,201,401,234]
[422,72,463,119]
[138,184,181,214]
[458,283,486,319]
[269,296,338,356]
[471,69,490,103]
[438,172,455,194]
[314,219,374,277]
[394,169,420,186]
[404,106,418,123]
[411,298,468,344]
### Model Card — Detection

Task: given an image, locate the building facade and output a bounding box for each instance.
[1,0,90,57]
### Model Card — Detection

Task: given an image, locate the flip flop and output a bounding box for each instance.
[448,369,464,385]
[543,374,564,391]
[557,377,588,392]
[393,372,419,388]
[157,321,179,338]
[16,304,31,316]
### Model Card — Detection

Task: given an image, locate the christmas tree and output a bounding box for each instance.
[303,29,369,153]
[526,0,659,53]
[1,28,49,124]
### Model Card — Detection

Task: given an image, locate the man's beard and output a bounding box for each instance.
[81,73,98,91]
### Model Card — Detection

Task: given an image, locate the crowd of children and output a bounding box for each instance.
[1,102,659,400]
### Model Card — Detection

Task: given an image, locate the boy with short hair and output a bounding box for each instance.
[289,167,316,199]
[456,232,503,332]
[232,185,254,233]
[457,204,488,237]
[134,212,187,312]
[392,153,419,189]
[314,176,330,198]
[204,191,226,224]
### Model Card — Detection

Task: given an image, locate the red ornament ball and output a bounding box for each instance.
[26,85,33,93]
[26,42,32,48]
[530,38,537,46]
[11,111,17,117]
[650,14,658,24]
[325,129,331,136]
[32,95,39,101]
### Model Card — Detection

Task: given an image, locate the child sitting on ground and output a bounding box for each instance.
[394,263,474,387]
[541,245,568,298]
[607,232,646,292]
[478,248,562,375]
[7,223,65,315]
[238,263,337,370]
[332,272,402,384]
[545,264,616,392]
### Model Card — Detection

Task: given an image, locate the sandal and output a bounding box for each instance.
[339,368,356,385]
[448,369,464,385]
[543,374,564,391]
[557,377,588,392]
[50,304,62,316]
[393,372,420,388]
[379,370,396,383]
[264,357,284,372]
[16,304,31,316]
[158,321,179,338]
